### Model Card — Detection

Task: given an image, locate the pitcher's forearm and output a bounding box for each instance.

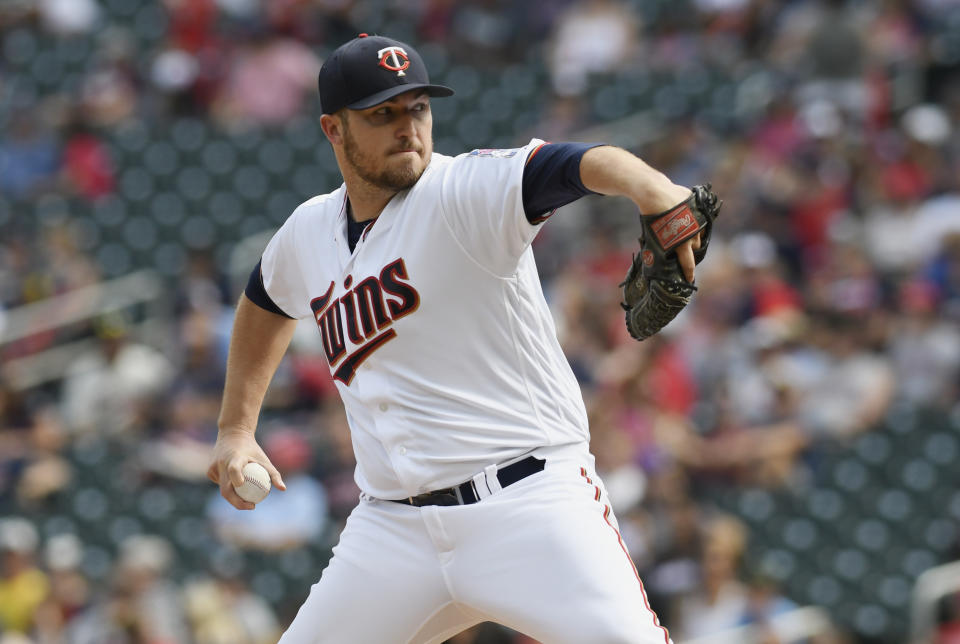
[217,294,298,434]
[579,146,690,214]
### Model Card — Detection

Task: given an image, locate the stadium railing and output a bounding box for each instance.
[911,559,960,643]
[0,270,168,389]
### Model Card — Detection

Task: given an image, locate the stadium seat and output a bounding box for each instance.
[120,167,156,203]
[852,519,890,553]
[137,486,176,522]
[233,165,269,201]
[832,458,869,493]
[259,140,295,176]
[144,141,180,178]
[81,544,114,581]
[252,570,288,604]
[736,488,775,522]
[854,432,892,466]
[150,191,188,228]
[171,119,208,153]
[153,242,187,276]
[178,216,217,249]
[202,139,239,176]
[132,4,168,43]
[97,242,133,276]
[278,548,315,581]
[72,487,110,524]
[108,515,144,546]
[782,517,820,553]
[805,574,843,607]
[4,28,38,66]
[123,215,159,251]
[177,166,213,202]
[209,191,246,227]
[853,603,891,639]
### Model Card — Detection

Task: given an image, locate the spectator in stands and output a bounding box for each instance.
[0,110,61,200]
[547,0,639,96]
[798,0,869,114]
[36,0,99,36]
[929,233,960,319]
[183,575,281,644]
[11,404,70,509]
[67,535,189,643]
[212,30,320,128]
[639,487,703,629]
[798,313,895,440]
[32,534,90,644]
[61,116,116,202]
[162,0,217,53]
[0,518,49,635]
[40,224,102,299]
[737,574,800,642]
[888,278,960,407]
[79,29,140,127]
[0,384,34,505]
[61,313,174,436]
[673,514,750,639]
[115,535,190,642]
[445,0,521,65]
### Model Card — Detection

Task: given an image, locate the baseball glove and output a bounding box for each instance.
[621,184,722,341]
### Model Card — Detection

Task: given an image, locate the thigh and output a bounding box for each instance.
[447,466,672,644]
[279,498,477,644]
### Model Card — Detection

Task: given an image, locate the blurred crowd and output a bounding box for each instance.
[3,0,960,643]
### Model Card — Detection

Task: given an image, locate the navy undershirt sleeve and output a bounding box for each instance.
[244,259,294,318]
[522,142,604,223]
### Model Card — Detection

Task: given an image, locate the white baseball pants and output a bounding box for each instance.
[278,456,672,644]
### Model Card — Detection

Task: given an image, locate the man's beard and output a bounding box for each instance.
[342,126,428,192]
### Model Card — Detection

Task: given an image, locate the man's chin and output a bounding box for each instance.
[382,159,426,190]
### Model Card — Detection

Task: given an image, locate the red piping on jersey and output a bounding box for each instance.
[579,467,671,644]
[361,217,378,241]
[525,141,549,165]
[529,209,557,225]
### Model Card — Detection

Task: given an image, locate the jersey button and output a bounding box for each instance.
[399,446,407,455]
[379,403,388,412]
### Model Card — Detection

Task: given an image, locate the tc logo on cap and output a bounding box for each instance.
[377,46,410,76]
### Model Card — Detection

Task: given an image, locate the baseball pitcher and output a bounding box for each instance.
[208,33,720,644]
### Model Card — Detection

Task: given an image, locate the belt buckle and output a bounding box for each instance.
[453,485,465,505]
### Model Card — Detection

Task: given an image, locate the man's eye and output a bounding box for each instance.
[412,104,426,112]
[375,108,390,116]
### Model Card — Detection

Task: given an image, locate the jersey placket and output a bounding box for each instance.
[337,198,423,495]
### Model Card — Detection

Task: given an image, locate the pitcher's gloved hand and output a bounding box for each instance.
[621,184,722,341]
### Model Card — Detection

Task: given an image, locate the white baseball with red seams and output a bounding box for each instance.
[263,140,673,643]
[234,462,271,503]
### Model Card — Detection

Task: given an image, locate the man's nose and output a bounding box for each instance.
[395,112,417,139]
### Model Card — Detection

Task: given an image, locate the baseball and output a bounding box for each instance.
[234,462,271,504]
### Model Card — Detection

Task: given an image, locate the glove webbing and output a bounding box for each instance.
[623,277,695,341]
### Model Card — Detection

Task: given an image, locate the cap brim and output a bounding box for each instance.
[347,83,454,110]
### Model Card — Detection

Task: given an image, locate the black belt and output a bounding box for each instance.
[391,456,545,507]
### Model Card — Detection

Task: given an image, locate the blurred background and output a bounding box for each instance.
[2,0,960,642]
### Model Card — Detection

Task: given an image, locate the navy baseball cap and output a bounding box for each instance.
[318,34,454,115]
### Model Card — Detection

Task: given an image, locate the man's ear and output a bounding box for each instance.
[320,113,345,145]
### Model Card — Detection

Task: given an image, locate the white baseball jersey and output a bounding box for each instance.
[260,138,590,499]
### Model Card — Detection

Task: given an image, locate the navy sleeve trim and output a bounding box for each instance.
[522,142,604,224]
[244,260,295,319]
